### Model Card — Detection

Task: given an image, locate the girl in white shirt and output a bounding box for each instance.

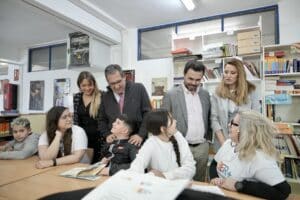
[210,110,291,199]
[129,109,195,180]
[36,106,88,169]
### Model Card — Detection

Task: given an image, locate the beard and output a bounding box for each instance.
[184,82,198,92]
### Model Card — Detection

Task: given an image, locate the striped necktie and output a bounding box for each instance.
[119,93,124,113]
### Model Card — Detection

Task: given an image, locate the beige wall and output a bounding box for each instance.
[21,114,46,134]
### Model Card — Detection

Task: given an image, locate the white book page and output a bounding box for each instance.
[83,170,190,200]
[190,184,225,196]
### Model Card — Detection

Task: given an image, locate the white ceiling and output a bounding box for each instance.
[72,0,279,28]
[0,0,279,50]
[0,0,76,48]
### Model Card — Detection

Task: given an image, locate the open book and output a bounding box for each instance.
[82,170,190,200]
[60,162,106,181]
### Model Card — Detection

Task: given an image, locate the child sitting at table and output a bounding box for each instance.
[129,109,196,180]
[0,117,40,159]
[99,114,138,176]
[36,106,89,169]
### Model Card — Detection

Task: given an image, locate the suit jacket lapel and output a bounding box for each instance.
[178,87,188,125]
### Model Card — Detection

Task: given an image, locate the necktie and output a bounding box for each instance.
[119,93,124,113]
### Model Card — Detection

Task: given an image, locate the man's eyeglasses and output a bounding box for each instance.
[230,120,239,127]
[108,79,123,87]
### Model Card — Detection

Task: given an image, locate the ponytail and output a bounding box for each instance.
[170,135,181,167]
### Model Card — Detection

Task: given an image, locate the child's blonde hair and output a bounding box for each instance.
[11,117,31,129]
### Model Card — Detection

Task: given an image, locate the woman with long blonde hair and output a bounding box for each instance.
[73,71,102,163]
[211,58,260,150]
[210,110,291,199]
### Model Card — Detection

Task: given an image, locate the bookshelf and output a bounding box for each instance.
[151,96,163,109]
[0,114,19,140]
[171,26,263,97]
[263,43,300,183]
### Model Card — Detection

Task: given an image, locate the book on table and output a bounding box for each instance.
[60,161,106,181]
[82,170,190,200]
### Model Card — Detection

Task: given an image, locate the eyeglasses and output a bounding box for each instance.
[230,119,239,127]
[60,114,72,120]
[108,78,124,87]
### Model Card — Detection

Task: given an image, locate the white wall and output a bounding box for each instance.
[0,42,21,61]
[19,47,109,114]
[121,29,173,96]
[278,0,300,44]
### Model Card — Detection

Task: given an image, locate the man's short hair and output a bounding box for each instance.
[105,64,124,79]
[184,60,205,75]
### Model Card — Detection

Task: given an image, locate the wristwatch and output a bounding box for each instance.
[234,181,244,192]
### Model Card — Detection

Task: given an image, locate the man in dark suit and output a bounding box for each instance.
[99,64,152,146]
[162,60,212,181]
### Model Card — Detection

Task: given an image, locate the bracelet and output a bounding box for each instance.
[52,158,57,166]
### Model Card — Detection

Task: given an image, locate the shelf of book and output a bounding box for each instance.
[172,25,263,99]
[265,72,300,77]
[0,114,19,140]
[286,178,300,183]
[268,60,300,183]
[275,122,300,127]
[274,133,300,183]
[151,96,163,109]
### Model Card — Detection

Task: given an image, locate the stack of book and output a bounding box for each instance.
[282,157,300,180]
[171,48,192,57]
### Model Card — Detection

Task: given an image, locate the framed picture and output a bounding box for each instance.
[53,78,71,106]
[152,77,167,96]
[29,81,44,111]
[123,70,135,82]
[14,69,19,81]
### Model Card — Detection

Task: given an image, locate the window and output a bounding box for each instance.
[51,44,67,70]
[224,10,276,46]
[29,43,67,72]
[138,5,278,60]
[140,27,175,60]
[177,19,221,35]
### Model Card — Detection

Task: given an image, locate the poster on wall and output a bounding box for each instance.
[29,81,44,111]
[53,78,71,107]
[123,70,135,82]
[152,77,168,96]
[14,69,19,81]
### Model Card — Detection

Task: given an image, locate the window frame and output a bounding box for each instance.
[28,43,67,72]
[137,5,279,60]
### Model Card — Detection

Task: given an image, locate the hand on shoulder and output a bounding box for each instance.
[129,134,143,146]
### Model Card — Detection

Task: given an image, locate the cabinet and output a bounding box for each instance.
[69,32,89,66]
[172,26,263,97]
[263,43,300,183]
[0,114,19,140]
[67,32,111,71]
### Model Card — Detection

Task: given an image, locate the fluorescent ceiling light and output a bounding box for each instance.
[180,0,195,11]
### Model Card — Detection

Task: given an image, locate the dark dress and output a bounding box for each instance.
[73,92,102,163]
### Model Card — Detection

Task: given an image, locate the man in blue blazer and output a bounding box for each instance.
[162,60,212,181]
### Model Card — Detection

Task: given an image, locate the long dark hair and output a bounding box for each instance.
[46,106,72,157]
[145,109,181,167]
